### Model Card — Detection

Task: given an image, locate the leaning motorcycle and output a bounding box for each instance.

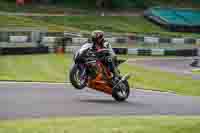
[69,43,131,102]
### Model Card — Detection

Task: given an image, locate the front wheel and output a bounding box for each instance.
[112,80,130,102]
[69,64,86,89]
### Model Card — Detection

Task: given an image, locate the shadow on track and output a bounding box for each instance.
[77,98,149,108]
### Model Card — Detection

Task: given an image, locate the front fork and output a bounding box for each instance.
[78,64,88,84]
[113,73,132,90]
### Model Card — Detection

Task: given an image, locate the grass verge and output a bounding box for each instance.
[0,54,72,82]
[0,116,200,133]
[0,15,77,32]
[0,54,200,96]
[0,14,200,37]
[37,15,200,37]
[192,69,200,74]
[120,63,200,96]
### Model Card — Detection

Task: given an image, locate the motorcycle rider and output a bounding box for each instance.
[90,30,120,80]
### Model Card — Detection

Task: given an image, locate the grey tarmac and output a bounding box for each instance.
[0,82,200,120]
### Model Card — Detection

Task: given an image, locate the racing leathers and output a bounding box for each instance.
[91,40,120,79]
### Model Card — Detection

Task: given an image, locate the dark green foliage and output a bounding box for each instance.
[1,0,200,9]
[111,0,153,9]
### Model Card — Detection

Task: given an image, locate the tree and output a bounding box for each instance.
[96,0,112,9]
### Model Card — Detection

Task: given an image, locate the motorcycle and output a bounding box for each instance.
[69,43,131,102]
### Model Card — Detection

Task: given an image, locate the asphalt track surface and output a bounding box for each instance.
[128,58,200,80]
[0,82,200,120]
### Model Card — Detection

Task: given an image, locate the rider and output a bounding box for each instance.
[90,30,120,79]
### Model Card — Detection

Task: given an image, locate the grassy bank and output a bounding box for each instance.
[0,14,200,37]
[0,54,200,96]
[0,15,75,32]
[0,116,200,133]
[36,15,200,37]
[42,15,163,34]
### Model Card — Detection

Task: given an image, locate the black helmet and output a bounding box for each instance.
[91,30,104,44]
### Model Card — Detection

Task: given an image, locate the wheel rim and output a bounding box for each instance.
[117,83,128,98]
[74,69,84,86]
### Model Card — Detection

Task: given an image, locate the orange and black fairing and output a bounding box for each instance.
[88,62,113,95]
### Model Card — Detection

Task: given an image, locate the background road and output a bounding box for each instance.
[0,82,200,120]
[128,58,200,80]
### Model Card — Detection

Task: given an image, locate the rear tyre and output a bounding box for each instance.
[112,80,130,102]
[69,64,86,90]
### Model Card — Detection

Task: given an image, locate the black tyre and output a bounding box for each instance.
[69,64,86,89]
[112,80,130,102]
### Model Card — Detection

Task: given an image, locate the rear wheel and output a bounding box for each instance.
[112,80,130,102]
[69,64,86,89]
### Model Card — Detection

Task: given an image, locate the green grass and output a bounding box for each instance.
[0,116,200,133]
[1,54,200,96]
[0,54,72,82]
[120,63,200,96]
[0,14,200,37]
[192,69,200,74]
[0,15,77,32]
[44,16,163,33]
[39,15,200,37]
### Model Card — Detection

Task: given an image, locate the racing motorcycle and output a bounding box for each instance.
[69,43,131,102]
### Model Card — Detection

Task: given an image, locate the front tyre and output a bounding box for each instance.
[69,64,86,90]
[112,80,130,102]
